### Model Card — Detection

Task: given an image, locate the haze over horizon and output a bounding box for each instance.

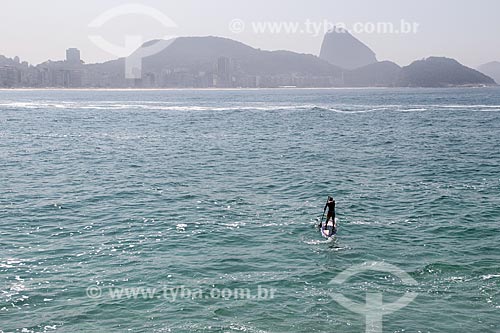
[1,0,500,68]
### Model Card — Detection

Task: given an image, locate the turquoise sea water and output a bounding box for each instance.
[0,88,499,332]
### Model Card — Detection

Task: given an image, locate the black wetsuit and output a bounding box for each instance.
[324,200,336,222]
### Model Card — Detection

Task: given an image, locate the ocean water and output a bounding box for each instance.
[0,88,499,333]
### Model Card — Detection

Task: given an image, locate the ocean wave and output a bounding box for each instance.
[325,107,391,114]
[396,108,429,112]
[3,100,500,114]
[440,104,500,108]
[0,101,320,112]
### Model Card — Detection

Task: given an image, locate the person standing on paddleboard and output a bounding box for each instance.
[324,196,336,223]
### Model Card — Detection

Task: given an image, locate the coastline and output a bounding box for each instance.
[0,85,498,92]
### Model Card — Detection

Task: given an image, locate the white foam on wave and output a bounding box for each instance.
[0,101,319,112]
[0,102,68,109]
[176,223,188,231]
[4,100,500,114]
[326,107,390,114]
[482,274,500,280]
[325,106,432,114]
[323,104,500,114]
[396,108,429,112]
[441,104,500,109]
[304,238,335,245]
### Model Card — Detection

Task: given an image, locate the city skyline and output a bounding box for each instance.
[1,35,497,89]
[1,0,500,69]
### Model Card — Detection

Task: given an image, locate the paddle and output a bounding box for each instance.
[318,196,328,228]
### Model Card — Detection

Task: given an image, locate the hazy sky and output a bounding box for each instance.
[1,0,499,68]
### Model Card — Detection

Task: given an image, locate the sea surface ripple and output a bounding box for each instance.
[0,88,499,332]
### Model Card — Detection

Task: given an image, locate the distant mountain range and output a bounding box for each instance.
[478,61,500,84]
[89,35,497,88]
[141,37,341,76]
[0,33,497,88]
[318,32,496,87]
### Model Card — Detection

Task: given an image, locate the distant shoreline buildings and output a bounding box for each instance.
[0,48,340,88]
[0,34,497,88]
[0,48,85,88]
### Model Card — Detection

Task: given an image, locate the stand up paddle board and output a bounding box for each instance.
[320,218,338,240]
